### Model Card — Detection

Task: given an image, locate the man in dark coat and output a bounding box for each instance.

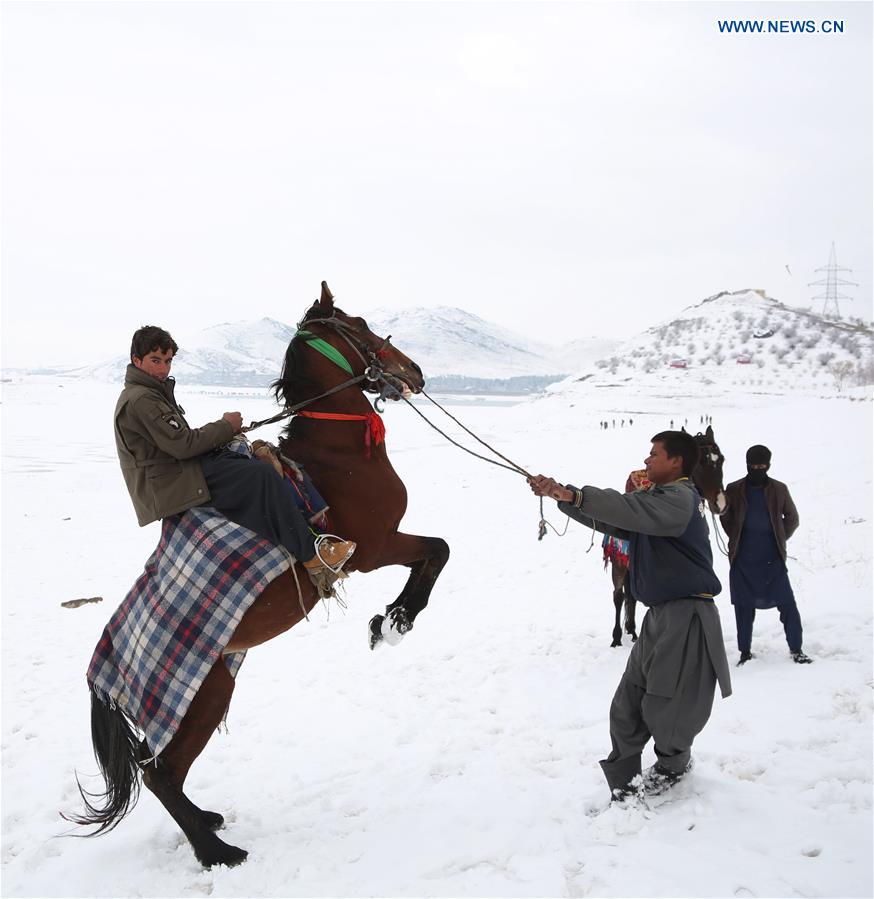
[529,431,732,803]
[114,326,355,587]
[720,445,812,666]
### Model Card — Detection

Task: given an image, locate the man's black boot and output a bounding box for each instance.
[599,755,642,804]
[642,759,693,796]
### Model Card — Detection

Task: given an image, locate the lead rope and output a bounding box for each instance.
[391,386,569,539]
[710,512,730,557]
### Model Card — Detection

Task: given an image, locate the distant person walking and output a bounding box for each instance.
[720,445,812,666]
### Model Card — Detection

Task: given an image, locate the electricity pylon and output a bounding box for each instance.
[809,242,857,318]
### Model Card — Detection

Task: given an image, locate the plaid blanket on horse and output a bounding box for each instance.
[87,507,291,757]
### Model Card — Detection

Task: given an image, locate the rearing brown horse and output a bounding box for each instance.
[273,283,450,648]
[69,282,449,869]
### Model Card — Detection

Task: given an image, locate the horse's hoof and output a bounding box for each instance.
[368,608,410,650]
[610,639,621,648]
[199,840,248,869]
[200,810,225,831]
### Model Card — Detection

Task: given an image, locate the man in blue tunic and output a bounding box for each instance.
[529,431,732,803]
[720,445,812,666]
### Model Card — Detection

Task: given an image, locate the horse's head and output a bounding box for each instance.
[688,425,726,515]
[273,281,425,409]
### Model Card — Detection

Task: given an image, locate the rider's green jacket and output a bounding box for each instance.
[114,365,234,526]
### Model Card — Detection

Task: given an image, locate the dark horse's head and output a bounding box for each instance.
[272,281,425,410]
[686,425,726,515]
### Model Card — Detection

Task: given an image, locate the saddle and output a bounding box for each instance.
[227,435,329,530]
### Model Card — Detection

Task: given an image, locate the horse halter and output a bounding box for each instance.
[695,437,724,471]
[299,314,395,387]
[299,313,411,409]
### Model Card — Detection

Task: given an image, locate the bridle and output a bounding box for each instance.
[695,439,724,476]
[240,313,409,433]
[693,436,730,556]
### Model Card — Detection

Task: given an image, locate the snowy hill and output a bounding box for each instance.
[564,289,874,396]
[34,309,619,390]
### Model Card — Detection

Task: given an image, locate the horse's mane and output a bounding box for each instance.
[270,305,325,410]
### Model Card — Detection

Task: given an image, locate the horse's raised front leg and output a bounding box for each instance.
[142,659,248,868]
[368,533,449,650]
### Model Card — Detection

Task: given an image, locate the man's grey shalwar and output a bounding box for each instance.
[558,478,731,795]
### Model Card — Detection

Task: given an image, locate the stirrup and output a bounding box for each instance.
[309,534,356,574]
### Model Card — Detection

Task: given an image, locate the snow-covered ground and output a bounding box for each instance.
[1,377,872,898]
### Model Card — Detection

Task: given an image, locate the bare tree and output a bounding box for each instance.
[829,360,855,392]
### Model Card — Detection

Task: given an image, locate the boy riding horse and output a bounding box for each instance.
[114,326,356,590]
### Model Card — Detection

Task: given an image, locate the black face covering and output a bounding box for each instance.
[746,467,770,487]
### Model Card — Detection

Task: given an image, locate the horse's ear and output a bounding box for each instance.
[681,426,687,434]
[319,281,334,310]
[705,425,713,438]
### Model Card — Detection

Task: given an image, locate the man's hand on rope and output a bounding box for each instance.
[528,474,573,503]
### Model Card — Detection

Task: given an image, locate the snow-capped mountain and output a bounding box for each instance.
[549,289,873,397]
[47,309,619,389]
[365,307,613,380]
[15,292,872,396]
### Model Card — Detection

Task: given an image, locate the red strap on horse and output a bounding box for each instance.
[297,410,386,459]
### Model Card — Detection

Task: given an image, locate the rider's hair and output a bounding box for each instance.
[130,326,178,362]
[650,430,699,476]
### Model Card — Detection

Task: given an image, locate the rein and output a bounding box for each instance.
[710,512,730,556]
[248,312,551,537]
[385,386,564,540]
[396,387,533,478]
[240,372,370,433]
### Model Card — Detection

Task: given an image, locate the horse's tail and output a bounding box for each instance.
[64,690,142,835]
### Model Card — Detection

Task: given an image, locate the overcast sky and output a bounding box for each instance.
[2,1,871,367]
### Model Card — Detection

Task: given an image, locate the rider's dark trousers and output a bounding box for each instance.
[199,450,316,562]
